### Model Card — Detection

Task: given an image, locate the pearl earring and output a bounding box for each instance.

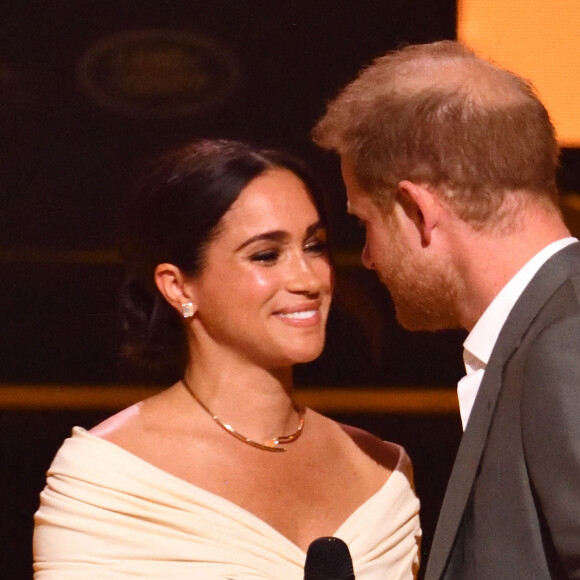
[181,302,195,318]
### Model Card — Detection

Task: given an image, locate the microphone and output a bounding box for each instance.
[304,536,355,580]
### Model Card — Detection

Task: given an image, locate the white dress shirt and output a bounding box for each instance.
[457,237,578,429]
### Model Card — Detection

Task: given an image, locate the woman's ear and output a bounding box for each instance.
[397,180,440,246]
[154,263,197,318]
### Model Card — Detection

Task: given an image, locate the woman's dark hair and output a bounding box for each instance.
[118,138,329,375]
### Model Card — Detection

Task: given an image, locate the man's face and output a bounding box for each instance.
[341,158,462,331]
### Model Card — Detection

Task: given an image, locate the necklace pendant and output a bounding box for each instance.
[264,438,278,448]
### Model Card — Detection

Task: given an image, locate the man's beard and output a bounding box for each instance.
[378,243,463,332]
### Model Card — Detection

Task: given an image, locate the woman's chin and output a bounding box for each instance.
[287,342,326,366]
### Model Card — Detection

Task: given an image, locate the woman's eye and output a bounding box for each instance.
[304,238,328,255]
[250,249,280,264]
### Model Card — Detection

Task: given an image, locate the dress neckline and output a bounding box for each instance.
[70,426,405,555]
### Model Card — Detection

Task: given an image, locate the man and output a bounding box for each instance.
[313,40,580,579]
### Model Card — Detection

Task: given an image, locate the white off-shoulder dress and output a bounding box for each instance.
[34,427,421,579]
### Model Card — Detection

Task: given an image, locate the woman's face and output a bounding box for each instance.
[185,168,333,368]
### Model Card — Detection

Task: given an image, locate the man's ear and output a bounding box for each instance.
[397,180,440,246]
[154,263,197,317]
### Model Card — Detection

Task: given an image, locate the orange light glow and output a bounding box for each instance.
[457,0,580,146]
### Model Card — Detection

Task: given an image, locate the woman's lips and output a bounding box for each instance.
[277,310,318,320]
[273,305,322,325]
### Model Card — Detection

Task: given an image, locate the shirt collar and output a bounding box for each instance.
[463,237,578,367]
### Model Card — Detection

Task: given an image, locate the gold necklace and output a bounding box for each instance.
[182,379,305,453]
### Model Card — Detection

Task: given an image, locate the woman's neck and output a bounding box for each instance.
[181,357,301,444]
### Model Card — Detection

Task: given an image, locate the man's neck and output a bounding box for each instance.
[451,204,571,331]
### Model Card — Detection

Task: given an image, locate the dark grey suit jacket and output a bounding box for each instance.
[424,242,580,580]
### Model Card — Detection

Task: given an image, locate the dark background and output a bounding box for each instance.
[1,1,579,578]
[1,0,467,387]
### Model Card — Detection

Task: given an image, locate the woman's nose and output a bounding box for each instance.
[286,254,322,294]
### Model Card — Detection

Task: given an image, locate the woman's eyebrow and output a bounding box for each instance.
[305,220,325,238]
[235,231,287,251]
[235,221,324,251]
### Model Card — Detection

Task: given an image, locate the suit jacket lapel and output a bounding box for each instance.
[424,242,580,580]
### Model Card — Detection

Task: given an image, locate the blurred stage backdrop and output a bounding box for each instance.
[1,1,579,578]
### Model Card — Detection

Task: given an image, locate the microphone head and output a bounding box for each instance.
[304,536,355,580]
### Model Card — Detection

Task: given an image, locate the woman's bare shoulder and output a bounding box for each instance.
[89,402,144,441]
[88,385,177,443]
[337,422,413,477]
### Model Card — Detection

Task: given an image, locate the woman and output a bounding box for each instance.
[33,139,421,579]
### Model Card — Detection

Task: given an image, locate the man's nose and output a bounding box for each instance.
[361,241,375,270]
